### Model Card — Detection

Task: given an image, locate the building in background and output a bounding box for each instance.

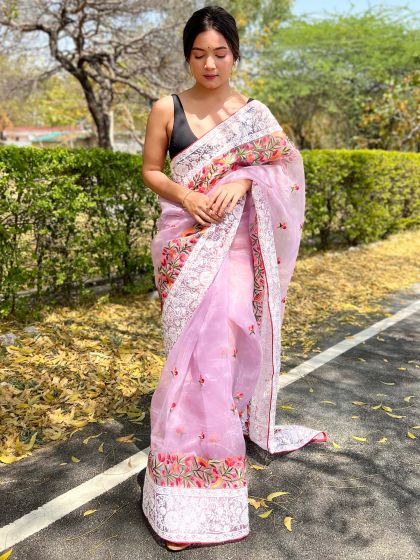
[0,124,96,148]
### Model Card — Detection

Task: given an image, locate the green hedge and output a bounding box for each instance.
[303,149,419,247]
[0,146,418,317]
[0,146,159,317]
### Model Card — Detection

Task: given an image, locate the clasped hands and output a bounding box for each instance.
[182,179,252,227]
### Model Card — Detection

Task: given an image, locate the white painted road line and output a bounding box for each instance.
[0,448,149,551]
[1,298,419,552]
[278,298,420,389]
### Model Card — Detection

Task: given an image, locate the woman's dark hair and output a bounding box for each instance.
[183,5,240,62]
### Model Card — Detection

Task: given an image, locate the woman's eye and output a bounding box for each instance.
[194,55,226,60]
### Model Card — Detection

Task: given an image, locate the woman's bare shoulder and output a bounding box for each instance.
[150,95,173,117]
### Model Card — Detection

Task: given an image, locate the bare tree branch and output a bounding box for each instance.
[0,0,196,147]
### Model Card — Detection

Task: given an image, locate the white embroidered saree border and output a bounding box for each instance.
[161,196,246,355]
[142,468,249,543]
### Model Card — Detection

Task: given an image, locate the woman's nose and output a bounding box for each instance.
[204,57,216,69]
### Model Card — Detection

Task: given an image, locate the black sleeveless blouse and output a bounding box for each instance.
[168,94,253,160]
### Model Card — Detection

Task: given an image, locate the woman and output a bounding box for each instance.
[141,5,327,551]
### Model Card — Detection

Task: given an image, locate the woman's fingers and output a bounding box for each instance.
[197,208,218,224]
[210,191,229,215]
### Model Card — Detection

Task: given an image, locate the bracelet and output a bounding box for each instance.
[181,190,192,209]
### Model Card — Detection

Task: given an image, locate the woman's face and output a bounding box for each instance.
[188,29,235,89]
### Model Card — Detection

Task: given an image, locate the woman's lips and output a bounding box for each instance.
[204,75,218,80]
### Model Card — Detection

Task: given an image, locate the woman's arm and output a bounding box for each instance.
[142,96,188,206]
[142,96,222,226]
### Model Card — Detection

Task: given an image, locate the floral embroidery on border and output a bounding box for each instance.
[147,450,247,489]
[156,224,205,302]
[186,131,291,195]
[249,216,266,329]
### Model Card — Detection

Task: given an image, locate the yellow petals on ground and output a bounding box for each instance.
[266,491,289,501]
[98,442,104,453]
[82,433,103,445]
[403,396,415,402]
[352,401,368,406]
[248,498,264,509]
[377,437,388,443]
[116,433,135,444]
[331,441,341,449]
[83,509,97,516]
[352,436,367,442]
[381,406,393,412]
[250,464,268,470]
[258,509,273,518]
[283,516,294,531]
[406,432,416,439]
[0,549,13,560]
[385,412,405,419]
[71,456,81,463]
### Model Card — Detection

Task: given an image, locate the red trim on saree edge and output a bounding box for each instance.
[159,533,250,547]
[260,248,327,452]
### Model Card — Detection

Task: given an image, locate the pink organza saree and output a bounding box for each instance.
[142,99,327,544]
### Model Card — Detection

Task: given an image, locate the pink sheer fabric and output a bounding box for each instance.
[142,100,327,544]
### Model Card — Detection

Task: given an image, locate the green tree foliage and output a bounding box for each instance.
[248,6,419,150]
[356,72,419,152]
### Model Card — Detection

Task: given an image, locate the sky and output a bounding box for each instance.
[292,0,419,17]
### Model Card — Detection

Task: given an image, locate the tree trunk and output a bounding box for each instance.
[77,73,113,149]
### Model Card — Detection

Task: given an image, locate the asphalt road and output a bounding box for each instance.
[1,285,419,560]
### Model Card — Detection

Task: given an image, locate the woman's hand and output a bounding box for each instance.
[183,190,224,227]
[206,179,252,218]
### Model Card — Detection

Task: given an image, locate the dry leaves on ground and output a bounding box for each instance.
[0,229,419,462]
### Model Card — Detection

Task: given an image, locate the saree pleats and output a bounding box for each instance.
[142,100,327,543]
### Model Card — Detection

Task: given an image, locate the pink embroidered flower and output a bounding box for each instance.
[198,374,205,385]
[198,431,205,440]
[232,348,238,358]
[281,296,287,303]
[234,391,244,400]
[277,222,287,229]
[170,402,176,412]
[291,183,300,191]
[171,367,179,377]
[248,324,255,335]
[277,256,281,264]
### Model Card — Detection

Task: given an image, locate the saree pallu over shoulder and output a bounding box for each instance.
[143,100,327,544]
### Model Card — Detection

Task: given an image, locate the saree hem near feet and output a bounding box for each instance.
[142,100,327,544]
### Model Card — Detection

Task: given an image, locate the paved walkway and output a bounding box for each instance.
[1,285,418,560]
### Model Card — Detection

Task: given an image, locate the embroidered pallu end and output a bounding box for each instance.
[142,100,327,544]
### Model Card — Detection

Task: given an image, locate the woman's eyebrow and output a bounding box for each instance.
[191,46,228,52]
